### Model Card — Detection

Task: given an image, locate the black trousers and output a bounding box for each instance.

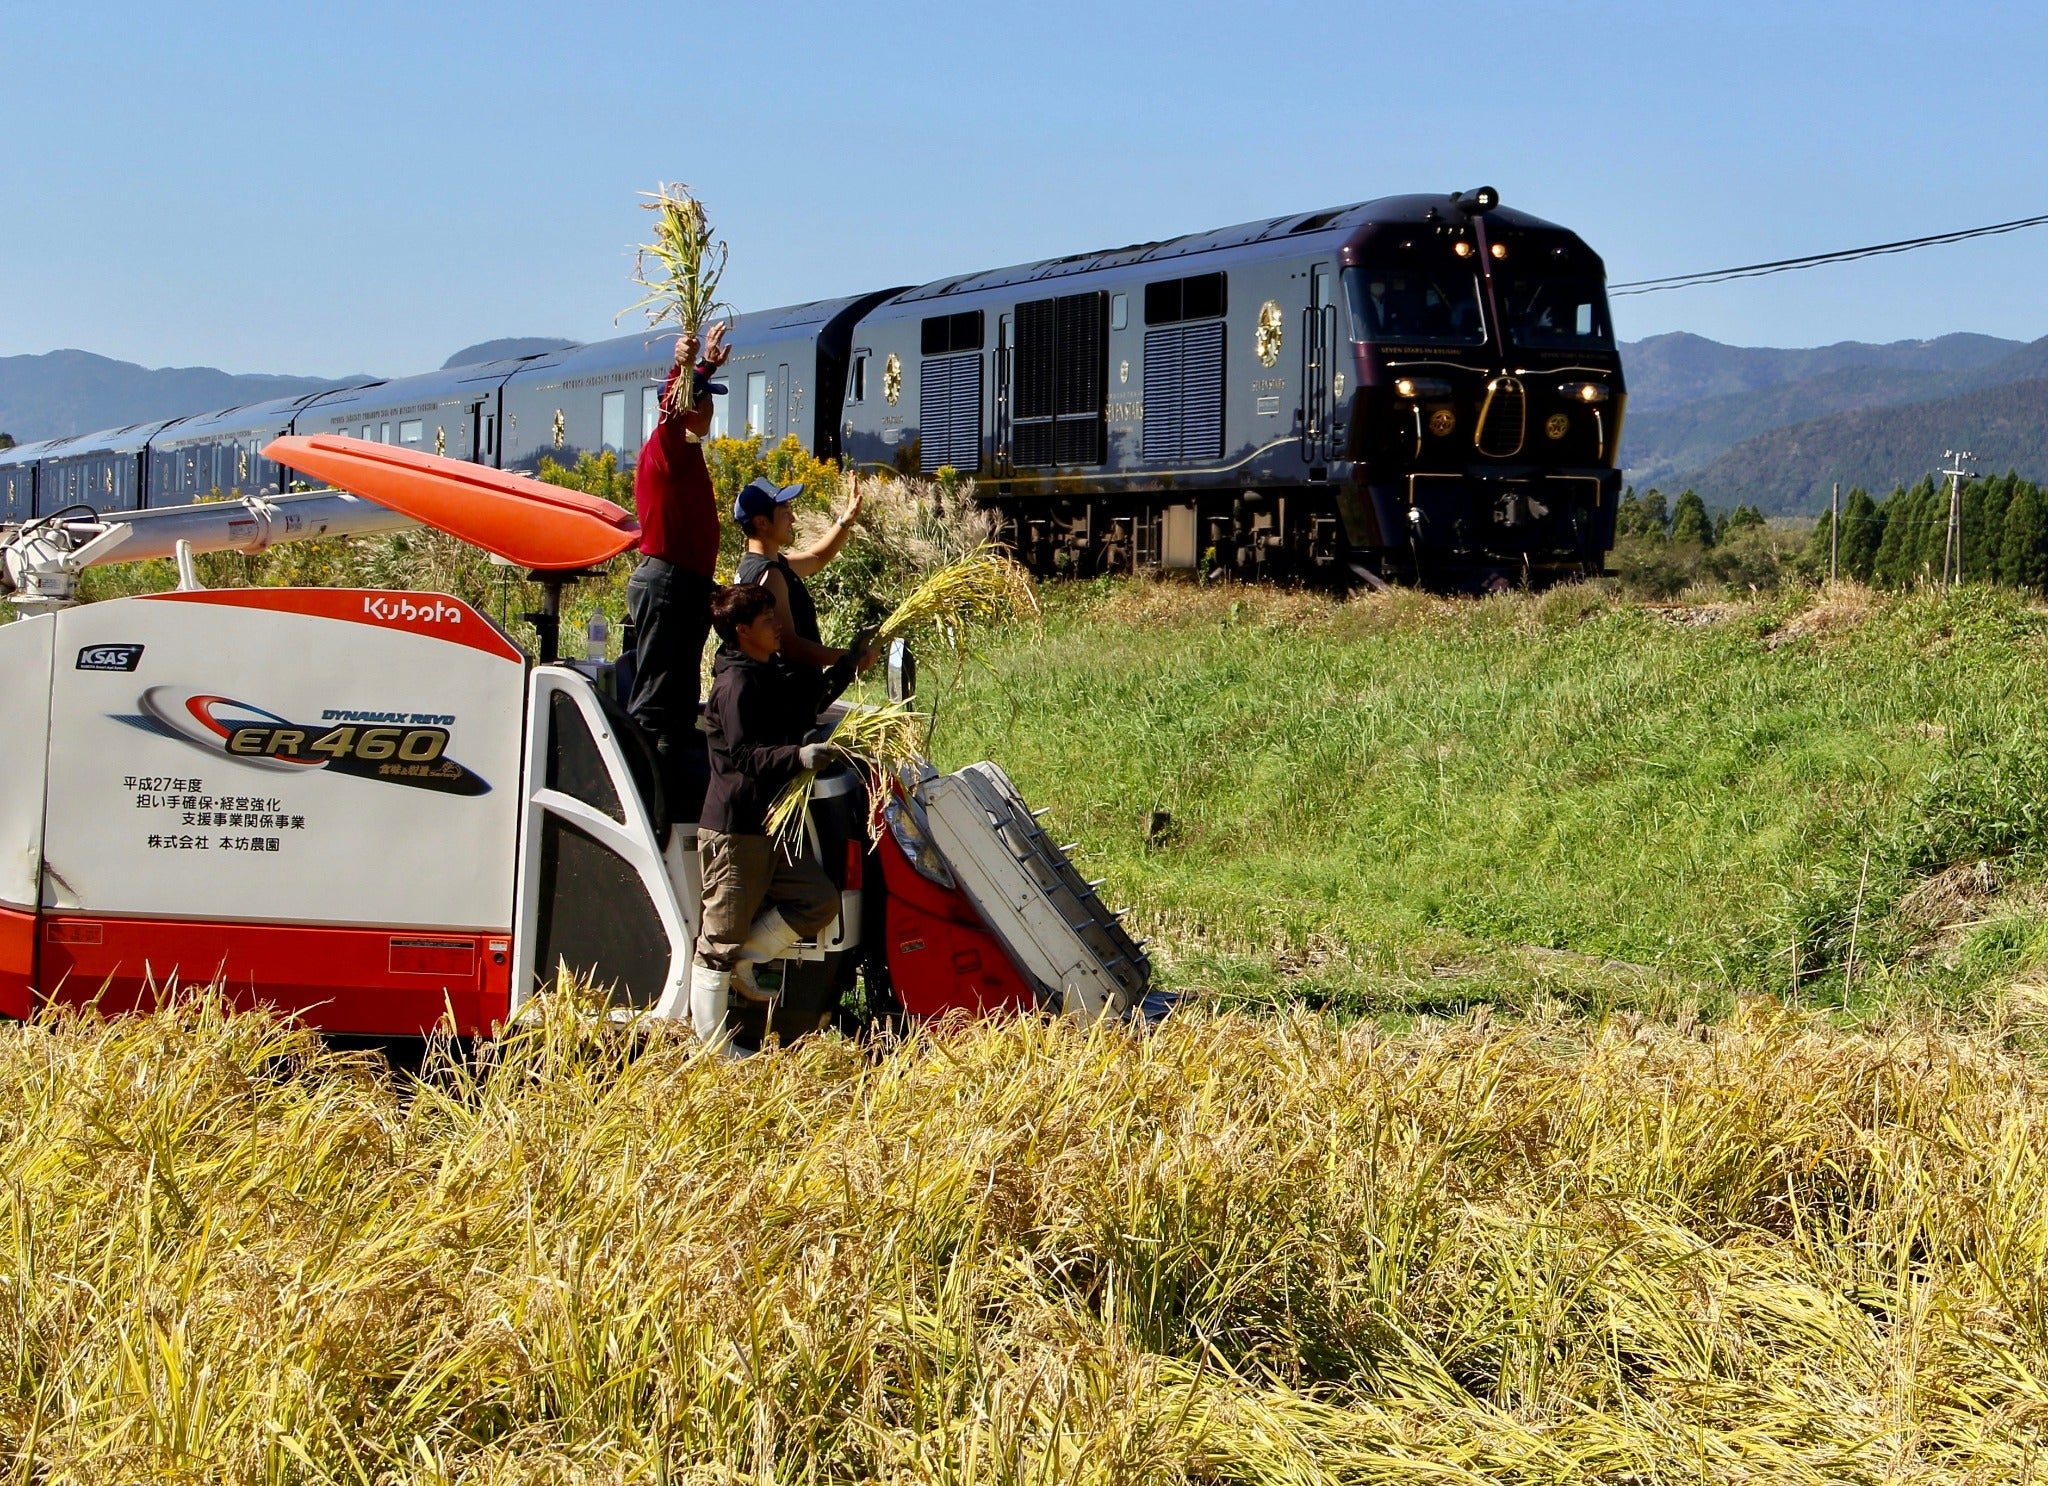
[625,556,715,811]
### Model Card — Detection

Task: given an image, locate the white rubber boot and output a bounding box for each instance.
[731,908,804,1001]
[689,962,732,1048]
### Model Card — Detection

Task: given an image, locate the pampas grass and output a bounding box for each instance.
[7,989,2048,1482]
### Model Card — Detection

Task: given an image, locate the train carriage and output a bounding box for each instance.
[147,384,384,503]
[489,293,907,478]
[0,440,48,524]
[494,331,673,473]
[34,420,181,518]
[303,357,550,471]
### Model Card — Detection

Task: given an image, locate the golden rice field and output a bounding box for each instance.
[5,989,2047,1484]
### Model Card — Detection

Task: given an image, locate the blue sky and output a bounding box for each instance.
[3,0,2044,375]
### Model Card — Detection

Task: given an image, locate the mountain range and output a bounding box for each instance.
[1620,331,2048,510]
[0,351,364,447]
[6,330,2044,516]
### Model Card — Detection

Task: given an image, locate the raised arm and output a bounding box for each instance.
[786,467,864,578]
[672,323,732,438]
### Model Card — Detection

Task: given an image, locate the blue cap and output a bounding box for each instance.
[733,475,804,525]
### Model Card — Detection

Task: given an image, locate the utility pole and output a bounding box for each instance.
[1830,481,1840,583]
[1941,450,1977,589]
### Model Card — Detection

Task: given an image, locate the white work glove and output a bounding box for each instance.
[798,742,839,771]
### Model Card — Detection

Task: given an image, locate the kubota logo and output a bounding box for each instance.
[362,596,465,626]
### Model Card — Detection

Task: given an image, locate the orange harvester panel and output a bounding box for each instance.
[264,435,640,571]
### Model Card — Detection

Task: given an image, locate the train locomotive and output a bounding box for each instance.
[0,189,1624,588]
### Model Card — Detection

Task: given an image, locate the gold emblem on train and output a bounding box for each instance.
[435,426,446,457]
[1545,413,1570,441]
[883,354,902,405]
[552,409,566,449]
[1429,408,1456,437]
[1119,359,1130,384]
[1333,371,1345,399]
[1255,301,1284,367]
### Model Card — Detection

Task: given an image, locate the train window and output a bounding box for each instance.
[1498,275,1615,350]
[1110,294,1128,331]
[1144,273,1227,326]
[361,424,372,441]
[1343,264,1486,347]
[643,386,661,440]
[398,419,423,446]
[849,353,868,404]
[380,423,391,443]
[746,372,767,437]
[920,311,984,356]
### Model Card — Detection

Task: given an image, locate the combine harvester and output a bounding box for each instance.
[0,438,1147,1044]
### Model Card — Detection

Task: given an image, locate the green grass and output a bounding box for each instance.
[61,501,2048,1032]
[923,581,2048,1025]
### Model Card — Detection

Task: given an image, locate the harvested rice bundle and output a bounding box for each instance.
[875,544,1039,660]
[766,699,930,854]
[620,181,731,413]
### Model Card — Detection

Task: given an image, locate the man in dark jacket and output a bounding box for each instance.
[625,322,731,818]
[691,582,841,1046]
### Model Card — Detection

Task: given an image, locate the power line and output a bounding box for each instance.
[1609,212,2048,297]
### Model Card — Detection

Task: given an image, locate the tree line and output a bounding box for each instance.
[1616,488,1766,548]
[1613,474,2048,594]
[1804,471,2048,590]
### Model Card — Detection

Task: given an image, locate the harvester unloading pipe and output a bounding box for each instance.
[0,490,419,610]
[0,436,1147,1042]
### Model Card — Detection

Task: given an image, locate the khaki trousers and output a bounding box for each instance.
[694,828,840,970]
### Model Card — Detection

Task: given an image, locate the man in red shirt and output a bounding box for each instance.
[626,322,732,814]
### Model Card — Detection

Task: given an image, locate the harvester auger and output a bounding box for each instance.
[0,437,1148,1045]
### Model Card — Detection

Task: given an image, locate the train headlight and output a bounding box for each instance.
[1453,240,1474,258]
[1489,242,1509,260]
[1559,381,1611,404]
[1394,377,1453,400]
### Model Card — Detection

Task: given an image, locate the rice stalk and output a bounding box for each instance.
[9,991,2048,1482]
[873,544,1040,660]
[766,699,930,854]
[619,181,732,413]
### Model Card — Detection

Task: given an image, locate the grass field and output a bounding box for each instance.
[928,580,2048,1027]
[11,577,2048,1481]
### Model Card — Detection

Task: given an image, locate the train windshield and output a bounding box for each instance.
[1498,275,1615,351]
[1344,264,1486,347]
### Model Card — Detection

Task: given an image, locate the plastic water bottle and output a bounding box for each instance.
[585,609,609,663]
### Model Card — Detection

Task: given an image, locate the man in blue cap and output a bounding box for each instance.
[730,468,873,687]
